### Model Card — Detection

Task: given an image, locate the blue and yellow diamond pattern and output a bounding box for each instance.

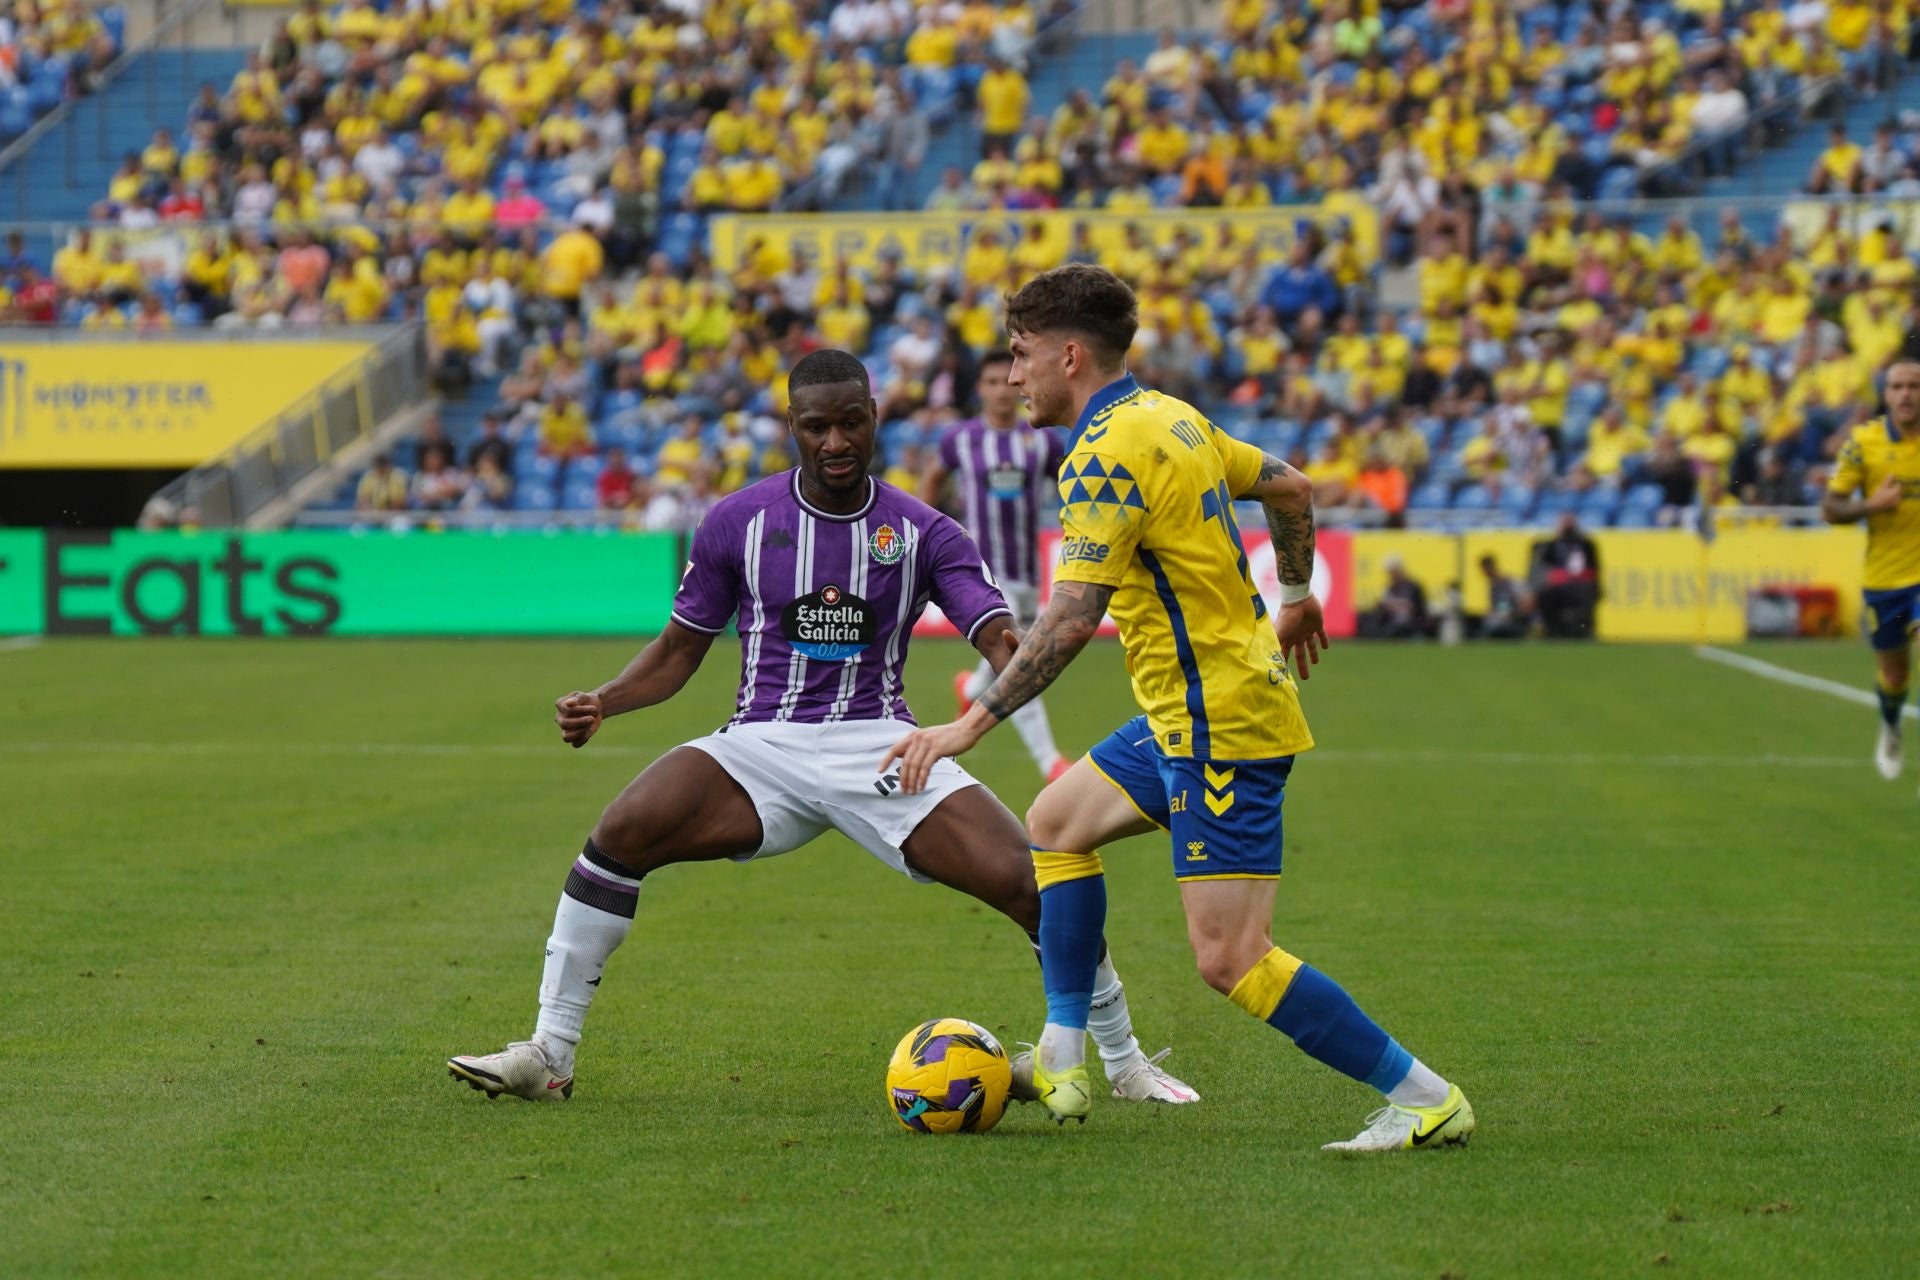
[1058,454,1148,522]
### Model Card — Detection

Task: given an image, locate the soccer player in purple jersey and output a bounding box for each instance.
[448,350,1196,1107]
[921,348,1070,782]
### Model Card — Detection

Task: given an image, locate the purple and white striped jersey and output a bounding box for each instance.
[936,418,1065,586]
[671,469,1010,726]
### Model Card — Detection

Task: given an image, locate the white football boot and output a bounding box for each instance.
[1010,1045,1198,1104]
[448,1040,573,1100]
[1322,1084,1475,1152]
[1875,723,1903,780]
[1108,1047,1200,1103]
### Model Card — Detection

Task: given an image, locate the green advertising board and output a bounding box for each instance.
[0,529,683,636]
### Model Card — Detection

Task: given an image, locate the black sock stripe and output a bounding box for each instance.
[564,868,639,918]
[581,837,645,881]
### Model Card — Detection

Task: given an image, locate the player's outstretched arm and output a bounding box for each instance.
[1238,450,1329,680]
[554,621,717,748]
[1822,475,1902,524]
[973,615,1022,674]
[881,582,1111,793]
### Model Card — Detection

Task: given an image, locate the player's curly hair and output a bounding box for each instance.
[1004,264,1139,367]
[789,348,872,394]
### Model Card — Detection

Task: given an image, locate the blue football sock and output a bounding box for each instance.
[1031,848,1107,1031]
[1228,947,1410,1090]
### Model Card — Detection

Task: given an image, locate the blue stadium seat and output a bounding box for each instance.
[516,482,558,512]
[526,452,561,483]
[1578,489,1620,526]
[1497,486,1537,521]
[1453,484,1492,512]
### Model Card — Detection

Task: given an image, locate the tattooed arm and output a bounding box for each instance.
[1235,450,1317,586]
[881,581,1112,793]
[1236,450,1329,680]
[977,581,1113,720]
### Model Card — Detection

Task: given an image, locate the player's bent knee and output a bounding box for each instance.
[1192,937,1268,995]
[589,806,667,874]
[1025,794,1074,853]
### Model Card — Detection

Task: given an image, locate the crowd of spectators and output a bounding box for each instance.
[919,0,1910,230]
[12,0,1920,532]
[0,0,118,99]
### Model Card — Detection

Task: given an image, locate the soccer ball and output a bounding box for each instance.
[885,1018,1012,1134]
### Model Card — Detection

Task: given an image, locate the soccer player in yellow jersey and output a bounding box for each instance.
[885,267,1475,1151]
[1823,359,1920,783]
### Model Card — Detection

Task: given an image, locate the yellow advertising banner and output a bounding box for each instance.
[1352,527,1866,641]
[708,195,1381,278]
[1458,530,1536,616]
[1346,530,1459,611]
[0,340,372,468]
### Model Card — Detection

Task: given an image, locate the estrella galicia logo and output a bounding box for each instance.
[781,583,876,661]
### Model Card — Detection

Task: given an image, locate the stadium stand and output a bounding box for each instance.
[0,0,124,141]
[5,0,1920,532]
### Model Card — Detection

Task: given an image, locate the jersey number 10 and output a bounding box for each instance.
[1199,482,1267,620]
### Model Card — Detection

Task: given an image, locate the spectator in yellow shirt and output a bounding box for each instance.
[52,229,105,296]
[1807,124,1865,194]
[1581,408,1649,481]
[1133,106,1192,175]
[815,286,870,352]
[1303,438,1358,505]
[725,157,783,211]
[443,179,496,239]
[540,225,605,313]
[539,392,595,459]
[976,57,1029,155]
[356,454,410,512]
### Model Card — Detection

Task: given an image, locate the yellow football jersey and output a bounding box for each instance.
[1054,375,1312,761]
[1830,417,1920,590]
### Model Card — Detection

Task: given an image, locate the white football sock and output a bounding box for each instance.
[965,658,992,700]
[1386,1058,1451,1109]
[1011,697,1064,776]
[1038,1022,1086,1073]
[1086,951,1145,1072]
[532,861,639,1074]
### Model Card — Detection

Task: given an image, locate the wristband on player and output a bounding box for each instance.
[1279,582,1312,605]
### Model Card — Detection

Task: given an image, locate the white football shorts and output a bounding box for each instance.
[682,719,983,882]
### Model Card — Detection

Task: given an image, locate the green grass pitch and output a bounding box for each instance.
[2,637,1915,1278]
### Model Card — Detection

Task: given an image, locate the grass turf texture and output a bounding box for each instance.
[2,637,1915,1278]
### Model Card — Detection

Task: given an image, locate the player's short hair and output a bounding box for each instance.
[978,347,1013,374]
[789,348,872,396]
[1004,264,1138,367]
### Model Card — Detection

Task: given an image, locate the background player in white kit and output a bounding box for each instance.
[922,349,1070,781]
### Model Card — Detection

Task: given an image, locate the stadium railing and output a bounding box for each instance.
[137,324,429,527]
[1648,70,1849,197]
[0,0,244,217]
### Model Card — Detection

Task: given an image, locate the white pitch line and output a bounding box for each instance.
[1694,645,1915,720]
[0,739,1865,770]
[1310,747,1861,770]
[0,636,40,652]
